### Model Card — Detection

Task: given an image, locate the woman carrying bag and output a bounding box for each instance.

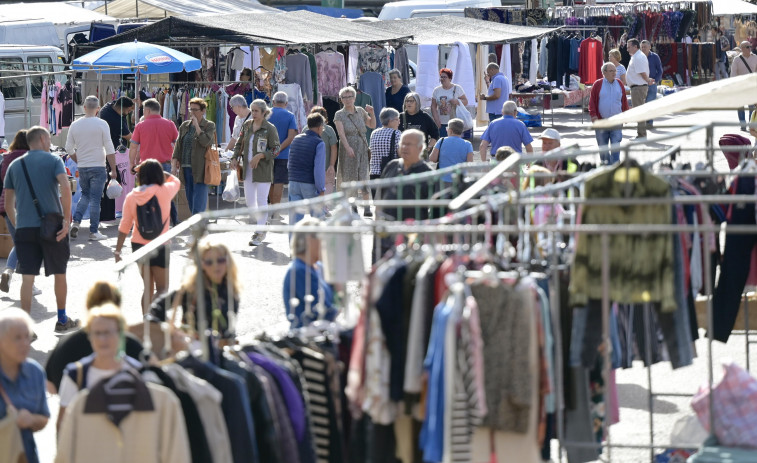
[172,97,216,215]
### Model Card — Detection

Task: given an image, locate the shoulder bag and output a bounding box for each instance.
[452,86,474,131]
[0,380,27,463]
[380,130,398,174]
[20,158,63,242]
[204,131,221,187]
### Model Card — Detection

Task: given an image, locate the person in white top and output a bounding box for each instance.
[625,39,654,138]
[731,41,757,131]
[65,96,117,241]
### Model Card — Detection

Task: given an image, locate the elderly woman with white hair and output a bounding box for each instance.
[333,86,375,216]
[232,99,280,246]
[282,217,335,329]
[226,94,252,152]
[0,309,50,463]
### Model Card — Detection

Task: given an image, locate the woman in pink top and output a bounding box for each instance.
[114,160,180,314]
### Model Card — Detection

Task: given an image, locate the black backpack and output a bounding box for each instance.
[136,195,165,240]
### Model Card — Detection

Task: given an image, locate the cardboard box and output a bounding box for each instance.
[0,218,12,259]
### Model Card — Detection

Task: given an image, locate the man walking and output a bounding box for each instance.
[479,63,510,122]
[731,41,757,131]
[626,39,654,139]
[3,126,79,332]
[589,62,629,165]
[287,114,327,225]
[641,40,662,128]
[128,98,179,224]
[268,92,298,220]
[479,101,534,161]
[715,29,731,80]
[66,96,117,241]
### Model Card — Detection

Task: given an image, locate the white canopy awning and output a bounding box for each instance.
[593,73,757,129]
[0,2,115,23]
[712,0,757,15]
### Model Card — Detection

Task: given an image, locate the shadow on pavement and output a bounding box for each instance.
[616,383,679,414]
[240,246,291,266]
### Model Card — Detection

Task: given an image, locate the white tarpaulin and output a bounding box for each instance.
[593,73,757,129]
[0,2,115,23]
[712,0,757,15]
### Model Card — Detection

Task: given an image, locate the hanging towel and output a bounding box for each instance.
[447,41,476,106]
[476,45,489,125]
[348,45,360,84]
[416,44,440,108]
[530,39,538,83]
[500,45,513,93]
[539,36,549,79]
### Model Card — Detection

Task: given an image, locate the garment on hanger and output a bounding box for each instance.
[357,45,389,86]
[416,44,440,107]
[500,44,513,91]
[347,45,360,84]
[277,83,308,131]
[0,90,5,138]
[315,50,347,99]
[578,37,604,84]
[358,71,386,122]
[394,46,411,86]
[446,41,477,103]
[529,39,539,83]
[285,52,314,105]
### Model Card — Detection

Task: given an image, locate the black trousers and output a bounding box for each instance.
[713,177,757,342]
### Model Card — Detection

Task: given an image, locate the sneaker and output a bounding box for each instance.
[249,233,260,246]
[363,207,373,218]
[54,317,81,333]
[0,272,9,293]
[89,231,107,241]
[32,285,42,296]
[69,222,80,239]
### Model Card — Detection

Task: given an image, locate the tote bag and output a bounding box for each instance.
[0,383,27,463]
[204,133,222,186]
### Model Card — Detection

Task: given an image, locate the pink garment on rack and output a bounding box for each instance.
[114,150,134,214]
[40,82,49,129]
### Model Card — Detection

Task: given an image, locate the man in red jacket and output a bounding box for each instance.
[589,62,629,165]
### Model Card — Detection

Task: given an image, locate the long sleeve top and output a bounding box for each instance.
[648,52,663,83]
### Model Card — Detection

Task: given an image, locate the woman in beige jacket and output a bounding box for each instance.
[172,97,216,215]
[232,99,280,246]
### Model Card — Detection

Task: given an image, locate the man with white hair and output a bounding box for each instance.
[479,100,534,161]
[226,94,251,152]
[65,95,117,241]
[268,91,298,217]
[379,129,432,222]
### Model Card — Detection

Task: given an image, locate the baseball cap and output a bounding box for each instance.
[539,128,561,140]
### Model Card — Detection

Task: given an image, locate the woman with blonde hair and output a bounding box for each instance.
[232,99,280,246]
[608,49,627,86]
[45,281,144,394]
[150,236,240,341]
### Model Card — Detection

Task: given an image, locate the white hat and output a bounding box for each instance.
[539,128,561,141]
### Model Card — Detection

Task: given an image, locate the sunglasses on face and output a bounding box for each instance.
[203,257,228,266]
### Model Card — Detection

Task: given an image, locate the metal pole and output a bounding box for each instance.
[600,232,612,462]
[643,302,654,463]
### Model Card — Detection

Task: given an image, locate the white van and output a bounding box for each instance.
[0,45,67,144]
[378,0,502,20]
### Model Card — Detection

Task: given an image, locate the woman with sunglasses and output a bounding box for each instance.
[150,236,240,342]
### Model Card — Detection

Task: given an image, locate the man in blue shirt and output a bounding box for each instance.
[3,126,79,332]
[283,217,335,329]
[479,63,510,123]
[641,40,663,127]
[268,92,298,218]
[288,114,327,226]
[478,101,534,161]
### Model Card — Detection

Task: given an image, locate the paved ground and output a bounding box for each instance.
[1,103,752,462]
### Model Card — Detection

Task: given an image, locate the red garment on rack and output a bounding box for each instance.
[578,38,603,84]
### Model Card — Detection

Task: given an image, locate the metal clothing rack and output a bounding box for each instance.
[114,121,757,462]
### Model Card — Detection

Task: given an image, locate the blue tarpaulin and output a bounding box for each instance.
[276,5,362,19]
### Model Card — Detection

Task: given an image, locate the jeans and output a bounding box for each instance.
[645,84,658,125]
[161,163,179,225]
[715,60,728,80]
[737,105,756,127]
[288,181,321,225]
[182,167,208,215]
[488,113,502,122]
[74,166,107,233]
[594,129,623,165]
[4,216,17,271]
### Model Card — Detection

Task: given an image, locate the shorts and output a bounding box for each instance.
[273,158,289,184]
[14,227,70,276]
[131,242,170,268]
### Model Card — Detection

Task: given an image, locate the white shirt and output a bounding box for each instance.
[65,116,116,168]
[58,365,121,407]
[626,49,650,86]
[232,111,251,140]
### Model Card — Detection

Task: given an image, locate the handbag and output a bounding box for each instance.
[0,380,27,463]
[379,130,398,174]
[20,158,63,242]
[204,132,222,186]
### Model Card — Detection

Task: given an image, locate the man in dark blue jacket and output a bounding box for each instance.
[642,40,663,127]
[287,114,326,225]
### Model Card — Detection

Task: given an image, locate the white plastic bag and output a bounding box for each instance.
[222,169,240,202]
[105,178,123,199]
[456,105,474,131]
